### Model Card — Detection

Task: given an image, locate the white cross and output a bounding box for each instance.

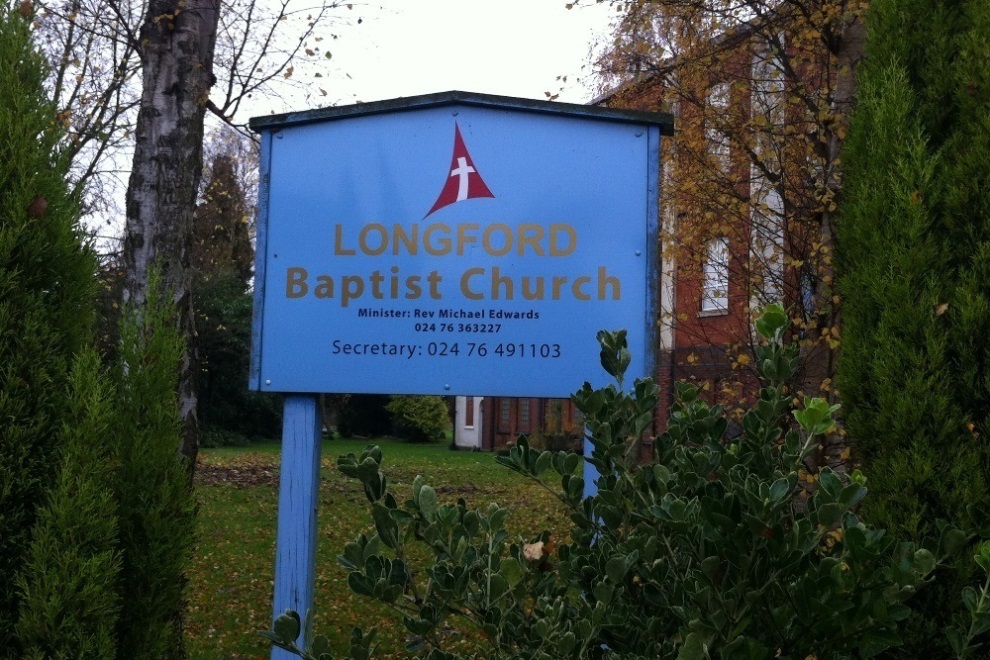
[450,157,475,201]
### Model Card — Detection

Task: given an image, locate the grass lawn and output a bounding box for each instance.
[186,437,571,659]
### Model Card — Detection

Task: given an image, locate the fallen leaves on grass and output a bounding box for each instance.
[195,461,278,488]
[188,439,574,658]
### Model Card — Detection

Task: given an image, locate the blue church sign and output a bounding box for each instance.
[251,91,672,397]
[249,91,673,658]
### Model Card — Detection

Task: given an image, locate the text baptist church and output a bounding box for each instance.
[282,221,622,306]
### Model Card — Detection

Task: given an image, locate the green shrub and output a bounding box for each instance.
[112,274,196,659]
[266,305,939,659]
[0,2,98,648]
[201,427,253,448]
[0,8,197,656]
[837,0,990,652]
[14,351,120,659]
[195,269,281,441]
[15,275,198,659]
[386,395,449,443]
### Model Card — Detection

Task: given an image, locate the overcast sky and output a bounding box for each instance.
[255,0,617,116]
[93,1,618,244]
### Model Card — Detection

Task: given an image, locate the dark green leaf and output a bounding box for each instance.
[273,610,301,643]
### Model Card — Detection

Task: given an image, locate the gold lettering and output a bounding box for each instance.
[369,270,385,299]
[405,275,422,299]
[521,276,544,300]
[456,223,480,255]
[518,224,545,256]
[427,271,443,299]
[359,223,388,256]
[393,224,418,255]
[598,267,620,299]
[483,223,512,256]
[334,225,355,255]
[424,224,452,256]
[389,266,401,297]
[314,275,334,299]
[552,275,567,300]
[286,267,308,298]
[491,266,513,299]
[460,268,484,300]
[549,224,577,256]
[572,276,591,301]
[341,275,364,307]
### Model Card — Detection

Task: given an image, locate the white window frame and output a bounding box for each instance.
[702,237,730,313]
[749,36,786,308]
[464,396,475,429]
[706,82,732,170]
[751,36,785,126]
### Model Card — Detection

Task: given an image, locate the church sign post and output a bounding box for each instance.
[250,91,672,656]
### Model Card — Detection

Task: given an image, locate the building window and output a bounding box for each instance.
[750,37,786,307]
[465,396,474,428]
[706,82,731,169]
[519,399,530,431]
[751,37,784,127]
[499,399,510,429]
[702,237,729,312]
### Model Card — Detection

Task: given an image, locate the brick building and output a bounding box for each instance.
[460,13,843,450]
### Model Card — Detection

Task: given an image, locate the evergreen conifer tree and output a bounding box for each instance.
[192,152,253,284]
[0,8,196,657]
[0,0,97,647]
[838,0,990,653]
[15,351,121,659]
[191,150,279,442]
[112,273,196,659]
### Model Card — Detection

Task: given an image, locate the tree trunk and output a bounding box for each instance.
[804,8,867,474]
[123,0,220,469]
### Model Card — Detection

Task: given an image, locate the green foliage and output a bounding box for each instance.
[267,306,935,658]
[386,395,449,443]
[112,273,197,659]
[0,2,97,649]
[192,148,281,444]
[837,0,990,652]
[201,427,253,448]
[14,351,120,659]
[192,152,253,284]
[946,542,990,658]
[10,270,199,659]
[195,270,281,441]
[0,7,195,657]
[339,395,393,438]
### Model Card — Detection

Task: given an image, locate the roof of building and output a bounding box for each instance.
[249,89,674,134]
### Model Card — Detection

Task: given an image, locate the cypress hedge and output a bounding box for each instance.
[0,6,196,657]
[0,1,97,648]
[15,351,121,659]
[112,274,196,660]
[838,0,990,653]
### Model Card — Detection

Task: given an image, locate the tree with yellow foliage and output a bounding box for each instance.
[593,0,866,436]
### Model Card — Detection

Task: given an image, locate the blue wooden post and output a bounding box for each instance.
[583,434,599,498]
[272,394,322,659]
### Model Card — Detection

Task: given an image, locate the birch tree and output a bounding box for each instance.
[32,0,352,463]
[34,0,349,219]
[120,0,221,463]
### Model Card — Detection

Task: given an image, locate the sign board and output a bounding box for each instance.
[250,92,673,397]
[251,92,673,659]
